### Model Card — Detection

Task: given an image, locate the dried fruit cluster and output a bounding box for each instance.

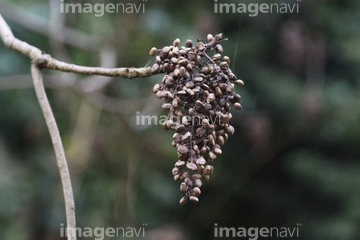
[150,33,243,205]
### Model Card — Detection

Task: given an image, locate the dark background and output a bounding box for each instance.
[0,0,360,239]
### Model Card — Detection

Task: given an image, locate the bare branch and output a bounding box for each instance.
[0,1,98,50]
[0,13,156,78]
[31,64,77,240]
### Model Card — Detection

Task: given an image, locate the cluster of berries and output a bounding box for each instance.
[150,33,243,204]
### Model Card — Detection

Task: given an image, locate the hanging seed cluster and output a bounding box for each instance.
[150,33,244,205]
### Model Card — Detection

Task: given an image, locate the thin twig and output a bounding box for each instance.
[0,14,156,78]
[0,0,97,50]
[31,64,77,240]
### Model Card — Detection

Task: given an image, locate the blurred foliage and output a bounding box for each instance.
[0,0,360,239]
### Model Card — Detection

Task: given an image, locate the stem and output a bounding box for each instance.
[31,64,76,240]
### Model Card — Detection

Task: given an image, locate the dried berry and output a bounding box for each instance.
[150,33,244,204]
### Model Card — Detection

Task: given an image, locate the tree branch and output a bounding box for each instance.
[31,64,77,240]
[0,0,97,51]
[0,13,156,78]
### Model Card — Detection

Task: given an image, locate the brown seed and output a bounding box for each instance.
[193,144,199,152]
[173,68,180,76]
[179,49,187,55]
[191,174,202,179]
[179,196,188,205]
[155,91,163,99]
[162,46,171,54]
[172,167,179,175]
[228,72,237,80]
[182,116,190,125]
[233,94,241,102]
[207,93,216,103]
[223,56,230,64]
[173,174,180,181]
[185,81,195,89]
[175,160,186,167]
[192,187,201,197]
[196,127,206,137]
[175,124,185,132]
[171,57,179,64]
[207,33,214,41]
[162,121,170,130]
[180,171,189,180]
[218,135,225,145]
[197,42,205,51]
[197,164,204,172]
[220,114,230,124]
[212,53,221,61]
[178,145,189,155]
[179,66,186,77]
[204,165,214,175]
[186,63,193,71]
[182,131,192,141]
[149,47,157,56]
[234,102,242,110]
[172,98,178,108]
[186,88,194,96]
[215,87,222,96]
[202,66,211,74]
[194,76,204,82]
[200,146,207,155]
[185,39,193,47]
[172,47,179,55]
[196,157,206,165]
[163,63,171,73]
[204,103,212,111]
[186,162,198,171]
[189,196,199,203]
[173,38,180,46]
[188,108,195,116]
[219,61,229,69]
[173,134,182,143]
[153,84,160,93]
[202,119,210,126]
[180,182,188,192]
[204,175,210,182]
[214,147,222,155]
[215,44,224,53]
[162,103,172,109]
[177,90,186,95]
[227,83,234,92]
[173,132,180,139]
[163,91,174,99]
[185,177,193,186]
[235,79,244,86]
[201,83,210,90]
[178,59,189,66]
[156,55,162,64]
[226,125,235,135]
[208,151,217,161]
[194,179,203,188]
[151,63,160,72]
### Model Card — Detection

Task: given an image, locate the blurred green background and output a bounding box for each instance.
[1,0,360,239]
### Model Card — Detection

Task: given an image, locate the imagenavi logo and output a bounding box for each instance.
[214,0,301,17]
[214,223,302,239]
